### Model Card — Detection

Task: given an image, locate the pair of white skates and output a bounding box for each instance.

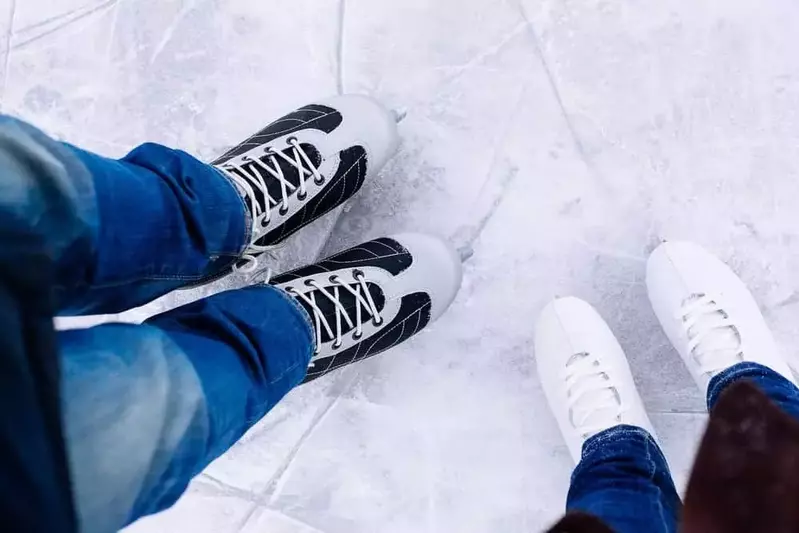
[537,241,797,462]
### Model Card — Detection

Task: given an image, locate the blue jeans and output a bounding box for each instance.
[566,362,799,533]
[0,117,314,533]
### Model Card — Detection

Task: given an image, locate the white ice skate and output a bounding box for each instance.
[535,297,657,463]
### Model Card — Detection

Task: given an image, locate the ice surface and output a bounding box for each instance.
[4,0,799,531]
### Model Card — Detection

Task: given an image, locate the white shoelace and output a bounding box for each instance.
[215,138,324,273]
[562,352,625,438]
[286,271,384,363]
[677,294,743,376]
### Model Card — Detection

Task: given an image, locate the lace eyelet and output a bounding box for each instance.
[279,207,289,216]
[332,341,342,350]
[314,176,325,186]
[373,317,384,327]
[353,331,363,340]
[285,286,295,293]
[353,269,365,280]
[297,191,308,201]
[304,279,315,287]
[329,275,341,283]
[286,136,299,146]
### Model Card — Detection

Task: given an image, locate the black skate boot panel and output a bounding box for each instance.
[302,292,433,384]
[222,144,322,215]
[256,146,369,246]
[212,104,343,165]
[291,282,387,344]
[270,237,414,285]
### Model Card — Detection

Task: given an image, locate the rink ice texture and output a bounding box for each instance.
[4,0,799,531]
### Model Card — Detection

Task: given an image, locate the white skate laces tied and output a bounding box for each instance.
[286,270,384,367]
[562,352,625,439]
[677,294,743,376]
[215,138,324,273]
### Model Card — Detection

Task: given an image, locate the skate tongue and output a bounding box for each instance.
[294,282,386,344]
[689,311,742,370]
[567,353,622,437]
[578,391,622,438]
[242,144,322,219]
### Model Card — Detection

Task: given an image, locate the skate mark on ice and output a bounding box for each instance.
[453,78,529,253]
[149,0,198,65]
[16,0,121,35]
[194,475,259,502]
[434,22,527,78]
[265,379,355,505]
[12,0,119,50]
[393,107,408,123]
[574,239,647,263]
[227,371,361,531]
[516,0,610,192]
[399,22,528,117]
[232,369,361,528]
[776,290,799,309]
[103,0,123,61]
[453,165,518,254]
[15,7,79,34]
[239,509,327,533]
[0,0,16,112]
[335,0,347,95]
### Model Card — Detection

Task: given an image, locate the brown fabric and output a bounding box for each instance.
[546,511,617,533]
[681,380,799,533]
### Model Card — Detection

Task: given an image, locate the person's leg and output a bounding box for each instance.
[58,142,249,314]
[60,285,314,533]
[566,426,680,533]
[535,297,680,533]
[707,362,799,419]
[0,115,250,316]
[61,233,462,533]
[2,95,399,316]
[0,98,400,531]
[643,240,799,532]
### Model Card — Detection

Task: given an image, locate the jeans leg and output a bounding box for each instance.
[566,425,681,533]
[59,285,313,533]
[0,115,249,316]
[0,117,83,531]
[707,362,799,419]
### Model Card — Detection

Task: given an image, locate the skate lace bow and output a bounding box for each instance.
[676,294,743,376]
[286,270,384,365]
[215,138,324,273]
[562,352,625,438]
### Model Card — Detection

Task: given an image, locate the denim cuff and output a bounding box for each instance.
[581,424,659,458]
[706,362,789,411]
[212,166,253,255]
[267,283,315,344]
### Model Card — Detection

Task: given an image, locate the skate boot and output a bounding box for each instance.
[213,95,399,272]
[271,233,462,383]
[535,297,657,463]
[647,241,796,396]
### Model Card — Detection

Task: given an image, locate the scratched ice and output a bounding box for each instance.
[4,0,799,531]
